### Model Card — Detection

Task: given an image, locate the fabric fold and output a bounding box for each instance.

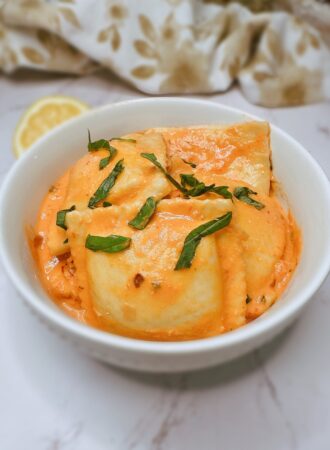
[0,0,329,106]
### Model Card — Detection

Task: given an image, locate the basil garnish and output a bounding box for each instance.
[182,158,197,168]
[141,153,233,199]
[128,197,157,230]
[56,205,76,230]
[180,173,232,199]
[179,174,198,187]
[85,234,131,253]
[179,174,214,197]
[175,211,232,270]
[99,155,111,170]
[88,130,117,170]
[234,187,265,210]
[97,138,135,169]
[88,130,110,152]
[103,201,112,207]
[246,295,252,304]
[88,159,124,208]
[211,185,232,199]
[141,153,187,194]
[99,147,117,169]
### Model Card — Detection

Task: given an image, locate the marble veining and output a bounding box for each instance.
[254,350,297,450]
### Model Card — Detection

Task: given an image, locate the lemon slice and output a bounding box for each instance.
[13,95,89,158]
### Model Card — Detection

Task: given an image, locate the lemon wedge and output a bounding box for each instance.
[13,95,89,158]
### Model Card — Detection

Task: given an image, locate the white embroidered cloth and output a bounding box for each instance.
[0,0,329,107]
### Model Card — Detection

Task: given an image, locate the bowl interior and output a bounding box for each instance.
[1,98,330,351]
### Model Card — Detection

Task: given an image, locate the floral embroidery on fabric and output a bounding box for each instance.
[0,0,329,107]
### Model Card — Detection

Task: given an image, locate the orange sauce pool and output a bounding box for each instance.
[30,172,106,331]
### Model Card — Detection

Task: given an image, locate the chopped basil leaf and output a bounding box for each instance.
[182,158,197,168]
[87,130,117,170]
[99,145,117,170]
[211,185,232,199]
[234,186,265,210]
[56,205,75,230]
[180,174,232,198]
[246,295,251,304]
[179,173,213,196]
[88,159,124,208]
[141,153,187,195]
[175,211,232,270]
[99,155,111,170]
[128,197,157,230]
[88,132,136,151]
[141,153,232,199]
[180,173,199,188]
[89,138,110,151]
[88,130,110,152]
[111,137,137,143]
[103,201,112,207]
[188,183,215,197]
[85,234,131,253]
[63,238,69,244]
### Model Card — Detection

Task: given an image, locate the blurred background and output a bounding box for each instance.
[0,1,329,450]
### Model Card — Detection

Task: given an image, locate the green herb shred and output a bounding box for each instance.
[141,153,187,195]
[141,153,233,200]
[128,197,157,230]
[233,186,265,210]
[211,185,232,199]
[85,234,131,253]
[88,130,110,152]
[179,173,214,197]
[180,173,232,199]
[175,211,232,270]
[56,205,76,230]
[87,130,117,170]
[88,159,124,208]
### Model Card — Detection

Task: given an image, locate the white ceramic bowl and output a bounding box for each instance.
[1,98,330,373]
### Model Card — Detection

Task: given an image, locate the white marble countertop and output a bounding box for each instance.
[0,70,329,450]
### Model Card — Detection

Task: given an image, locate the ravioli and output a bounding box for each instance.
[216,227,247,331]
[47,132,171,256]
[66,199,232,340]
[64,132,171,209]
[33,122,300,342]
[157,121,271,195]
[233,194,288,319]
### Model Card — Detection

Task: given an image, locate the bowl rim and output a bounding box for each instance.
[1,97,330,355]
